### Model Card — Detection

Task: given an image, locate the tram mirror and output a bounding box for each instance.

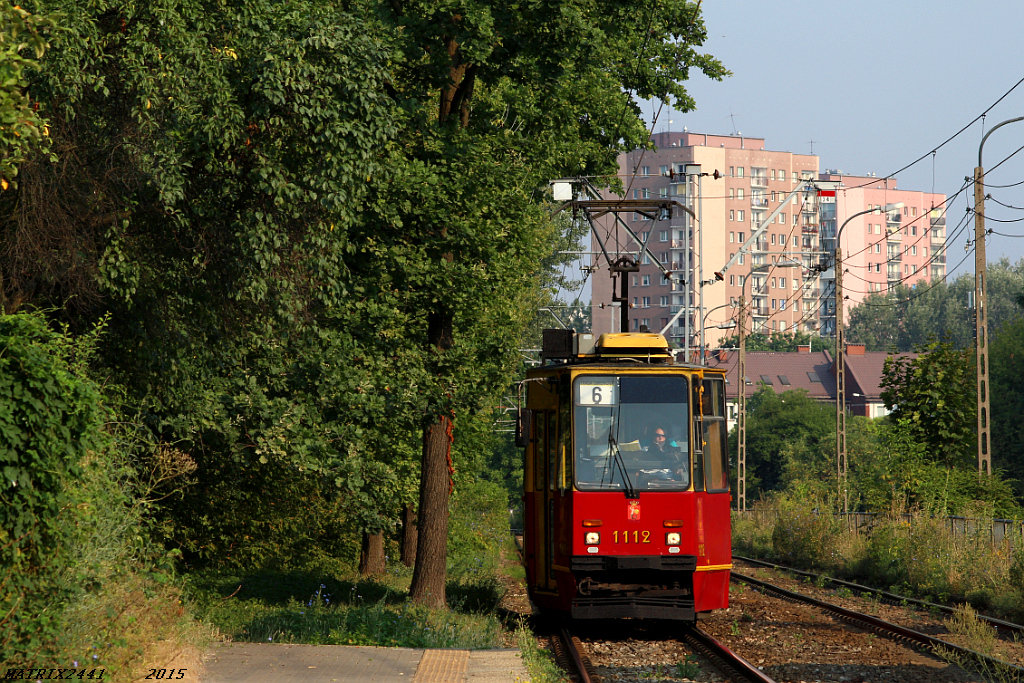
[515,408,533,447]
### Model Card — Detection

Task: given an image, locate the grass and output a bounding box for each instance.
[733,494,1024,623]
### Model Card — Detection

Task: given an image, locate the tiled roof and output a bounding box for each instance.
[701,348,917,403]
[703,350,837,401]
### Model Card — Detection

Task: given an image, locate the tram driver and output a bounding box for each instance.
[641,425,688,485]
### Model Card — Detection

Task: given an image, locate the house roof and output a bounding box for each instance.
[844,351,917,399]
[703,350,837,401]
[701,348,917,403]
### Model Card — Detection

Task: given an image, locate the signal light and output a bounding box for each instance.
[585,532,601,545]
[663,520,685,527]
[582,519,603,527]
[665,532,681,546]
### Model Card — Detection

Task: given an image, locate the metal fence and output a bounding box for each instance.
[734,509,1024,547]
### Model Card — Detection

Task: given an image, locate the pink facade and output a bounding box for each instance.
[590,134,947,343]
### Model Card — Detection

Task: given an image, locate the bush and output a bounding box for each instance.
[770,493,844,570]
[0,312,107,664]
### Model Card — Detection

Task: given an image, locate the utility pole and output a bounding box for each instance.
[974,166,991,475]
[835,247,847,512]
[737,290,747,512]
[973,116,1022,474]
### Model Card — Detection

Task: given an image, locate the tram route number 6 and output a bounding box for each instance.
[579,382,616,406]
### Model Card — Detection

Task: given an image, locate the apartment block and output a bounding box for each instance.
[590,132,947,346]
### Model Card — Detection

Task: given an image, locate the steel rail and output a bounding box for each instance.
[734,554,1024,635]
[680,624,779,683]
[732,571,1024,680]
[557,628,599,683]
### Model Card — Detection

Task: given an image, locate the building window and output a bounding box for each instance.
[642,188,650,199]
[875,243,881,253]
[632,318,638,330]
[642,166,650,177]
[632,212,638,221]
[793,214,798,224]
[730,231,735,243]
[772,299,777,310]
[739,254,745,265]
[661,274,670,285]
[911,225,917,236]
[738,210,745,222]
[632,276,638,286]
[737,167,744,178]
[729,166,734,177]
[632,189,639,199]
[738,232,745,242]
[642,296,650,307]
[780,321,787,331]
[642,318,650,328]
[660,295,669,306]
[729,275,735,286]
[737,188,745,199]
[780,300,787,311]
[911,245,917,255]
[770,170,776,181]
[912,206,918,217]
[780,212,786,223]
[659,187,667,198]
[642,275,650,286]
[660,165,669,176]
[771,234,776,245]
[771,277,777,288]
[660,230,668,242]
[729,188,735,199]
[641,231,650,241]
[730,210,735,221]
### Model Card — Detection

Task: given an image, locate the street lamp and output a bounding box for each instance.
[834,201,902,513]
[974,117,1023,475]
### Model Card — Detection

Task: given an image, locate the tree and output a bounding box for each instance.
[367,0,727,607]
[846,260,1024,352]
[738,386,835,496]
[719,329,834,355]
[0,4,54,196]
[990,317,1024,500]
[879,341,975,468]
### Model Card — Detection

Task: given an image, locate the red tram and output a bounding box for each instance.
[519,330,731,621]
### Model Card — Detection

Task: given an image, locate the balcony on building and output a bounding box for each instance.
[750,171,768,188]
[886,210,902,226]
[886,229,902,242]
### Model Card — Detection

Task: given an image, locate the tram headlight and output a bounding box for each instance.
[665,532,681,546]
[585,532,601,545]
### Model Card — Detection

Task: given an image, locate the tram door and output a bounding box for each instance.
[531,409,558,592]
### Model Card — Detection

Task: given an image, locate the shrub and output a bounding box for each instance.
[770,493,844,570]
[0,312,108,664]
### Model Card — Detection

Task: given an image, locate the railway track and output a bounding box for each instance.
[553,623,780,683]
[732,569,1024,682]
[735,554,1024,637]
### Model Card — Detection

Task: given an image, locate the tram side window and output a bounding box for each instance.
[547,411,558,491]
[701,378,729,492]
[534,412,546,492]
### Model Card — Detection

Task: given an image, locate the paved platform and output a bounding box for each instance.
[200,643,529,683]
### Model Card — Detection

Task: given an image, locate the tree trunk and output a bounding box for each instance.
[408,414,453,608]
[359,532,386,576]
[401,503,418,567]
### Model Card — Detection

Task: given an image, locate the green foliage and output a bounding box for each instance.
[719,330,834,355]
[0,312,107,663]
[0,3,54,188]
[880,340,975,468]
[769,493,844,569]
[990,318,1024,500]
[846,259,1024,352]
[737,386,835,495]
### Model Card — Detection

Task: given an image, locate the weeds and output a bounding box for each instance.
[733,494,1024,622]
[675,655,701,679]
[515,620,569,683]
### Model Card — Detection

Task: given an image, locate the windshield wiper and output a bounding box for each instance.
[607,433,638,498]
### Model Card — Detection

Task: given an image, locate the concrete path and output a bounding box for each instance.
[200,643,529,683]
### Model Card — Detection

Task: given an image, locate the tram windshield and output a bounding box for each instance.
[574,375,690,492]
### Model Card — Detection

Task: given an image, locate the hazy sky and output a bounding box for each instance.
[653,0,1024,275]
[560,2,1024,310]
